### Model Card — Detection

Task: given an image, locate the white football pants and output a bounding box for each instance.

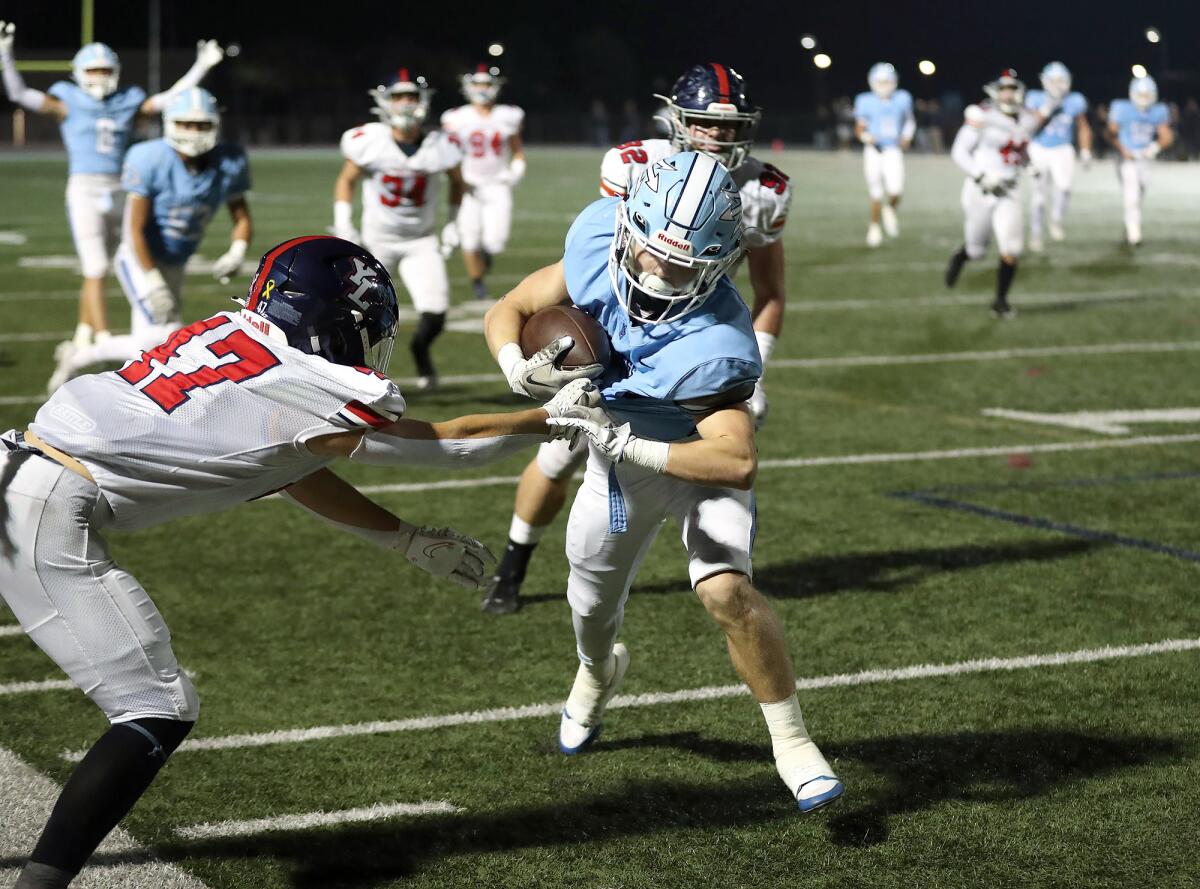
[65,174,124,279]
[863,145,905,201]
[1028,143,1076,240]
[458,182,514,255]
[0,443,199,723]
[961,178,1023,259]
[364,232,450,314]
[565,447,754,667]
[1118,158,1151,240]
[535,436,588,482]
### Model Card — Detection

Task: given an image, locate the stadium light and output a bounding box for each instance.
[799,34,817,50]
[1131,63,1148,78]
[1145,27,1161,44]
[918,59,936,76]
[813,53,831,70]
[488,43,504,57]
[225,43,241,58]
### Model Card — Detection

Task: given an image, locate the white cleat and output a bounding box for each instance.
[776,738,845,814]
[46,341,78,393]
[1049,222,1065,242]
[558,643,630,755]
[415,374,439,392]
[866,223,883,248]
[1125,221,1143,247]
[881,205,899,238]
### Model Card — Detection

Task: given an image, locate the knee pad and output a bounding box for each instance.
[409,312,446,349]
[120,717,195,763]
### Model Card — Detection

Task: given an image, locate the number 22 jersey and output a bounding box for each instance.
[340,122,463,240]
[30,311,407,532]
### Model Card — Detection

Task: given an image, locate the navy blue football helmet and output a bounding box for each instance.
[655,63,761,170]
[239,236,399,373]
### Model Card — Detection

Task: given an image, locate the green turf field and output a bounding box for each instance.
[1,146,1198,888]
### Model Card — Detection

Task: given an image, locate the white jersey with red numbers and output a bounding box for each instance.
[598,138,792,249]
[29,311,407,532]
[951,103,1041,178]
[340,122,462,239]
[440,104,524,187]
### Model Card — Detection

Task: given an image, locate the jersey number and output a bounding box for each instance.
[95,117,117,155]
[380,173,428,207]
[118,317,282,413]
[758,163,790,195]
[617,140,648,164]
[468,131,504,157]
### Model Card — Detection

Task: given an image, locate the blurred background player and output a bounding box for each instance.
[479,62,790,615]
[853,62,915,247]
[0,22,223,353]
[1025,62,1092,251]
[334,68,464,390]
[48,87,252,390]
[440,64,526,301]
[485,151,843,814]
[1108,76,1173,247]
[944,69,1042,319]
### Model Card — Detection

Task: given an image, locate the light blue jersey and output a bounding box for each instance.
[562,197,761,442]
[47,82,146,176]
[1109,100,1169,151]
[121,139,250,265]
[1026,90,1087,148]
[853,89,913,148]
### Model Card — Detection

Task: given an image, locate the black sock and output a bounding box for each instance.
[28,719,193,875]
[996,260,1017,303]
[945,246,969,288]
[481,250,493,274]
[496,538,537,583]
[409,312,446,378]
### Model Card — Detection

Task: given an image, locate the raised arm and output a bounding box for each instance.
[0,22,66,120]
[140,40,223,115]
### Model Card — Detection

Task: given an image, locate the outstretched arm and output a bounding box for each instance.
[140,39,223,115]
[0,22,65,119]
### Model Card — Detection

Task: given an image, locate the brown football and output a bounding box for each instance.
[520,305,612,370]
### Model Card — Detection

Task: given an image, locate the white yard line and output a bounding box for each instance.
[0,624,26,638]
[57,637,1195,760]
[981,407,1200,436]
[0,745,211,888]
[774,340,1200,369]
[174,800,463,840]
[786,288,1200,311]
[0,678,77,696]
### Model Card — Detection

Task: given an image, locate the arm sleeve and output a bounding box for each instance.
[349,430,545,467]
[1,53,46,111]
[143,55,216,112]
[950,119,982,179]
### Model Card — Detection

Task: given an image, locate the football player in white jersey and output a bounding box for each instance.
[479,63,790,615]
[853,63,916,247]
[945,69,1052,318]
[0,22,223,352]
[333,69,465,390]
[0,236,597,889]
[440,65,526,301]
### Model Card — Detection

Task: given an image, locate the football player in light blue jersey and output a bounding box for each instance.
[49,88,254,390]
[484,151,844,815]
[0,22,224,351]
[1025,62,1093,250]
[853,63,915,246]
[1108,76,1173,246]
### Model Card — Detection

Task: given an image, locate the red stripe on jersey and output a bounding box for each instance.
[246,235,330,312]
[344,400,392,429]
[599,179,625,197]
[710,63,731,102]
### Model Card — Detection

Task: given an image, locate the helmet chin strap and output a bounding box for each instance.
[637,272,674,296]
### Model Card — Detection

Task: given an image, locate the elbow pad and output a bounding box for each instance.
[349,429,544,467]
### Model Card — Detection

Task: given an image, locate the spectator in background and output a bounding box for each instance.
[1091,103,1110,159]
[926,99,945,152]
[814,103,833,150]
[834,96,855,150]
[1180,99,1200,160]
[618,99,641,144]
[589,99,609,146]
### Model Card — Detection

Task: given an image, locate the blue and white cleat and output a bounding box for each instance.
[777,739,844,813]
[796,775,845,813]
[558,643,630,755]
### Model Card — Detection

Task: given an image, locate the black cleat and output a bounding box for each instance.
[990,299,1016,319]
[480,575,522,615]
[944,248,969,288]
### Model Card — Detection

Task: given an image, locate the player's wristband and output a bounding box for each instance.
[622,436,670,474]
[508,157,527,184]
[144,267,167,290]
[227,238,248,260]
[755,331,777,368]
[334,200,353,230]
[497,342,525,387]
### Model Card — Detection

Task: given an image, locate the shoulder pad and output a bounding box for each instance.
[964,104,986,126]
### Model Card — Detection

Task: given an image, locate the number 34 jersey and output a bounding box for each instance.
[29,311,407,532]
[340,122,463,240]
[598,138,792,249]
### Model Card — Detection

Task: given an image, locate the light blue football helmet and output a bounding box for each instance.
[868,62,898,98]
[1130,75,1158,110]
[163,87,220,157]
[609,151,745,324]
[72,42,120,99]
[1040,62,1072,99]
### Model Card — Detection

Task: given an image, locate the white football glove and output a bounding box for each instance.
[211,238,247,282]
[546,414,671,473]
[542,378,603,442]
[0,21,16,58]
[1142,142,1162,160]
[497,337,604,400]
[506,157,527,186]
[439,220,460,258]
[331,200,361,244]
[141,268,176,324]
[747,380,768,429]
[396,524,496,590]
[195,39,224,70]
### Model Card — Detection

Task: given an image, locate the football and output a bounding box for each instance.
[520,304,612,370]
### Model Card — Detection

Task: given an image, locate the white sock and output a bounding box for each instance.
[565,651,616,723]
[93,329,112,344]
[760,694,810,758]
[754,330,777,369]
[71,322,93,348]
[509,514,547,546]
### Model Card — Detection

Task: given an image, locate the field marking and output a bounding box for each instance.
[786,288,1200,312]
[57,637,1197,761]
[0,625,25,638]
[0,232,28,245]
[0,744,212,888]
[174,800,464,840]
[0,678,77,696]
[982,407,1200,435]
[775,340,1200,369]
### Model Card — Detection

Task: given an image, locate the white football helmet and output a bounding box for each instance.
[461,64,504,105]
[72,42,120,100]
[984,68,1025,114]
[1039,62,1071,100]
[370,68,432,131]
[1130,75,1158,111]
[163,87,220,157]
[868,62,898,99]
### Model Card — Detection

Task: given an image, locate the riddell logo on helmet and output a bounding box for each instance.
[653,231,693,254]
